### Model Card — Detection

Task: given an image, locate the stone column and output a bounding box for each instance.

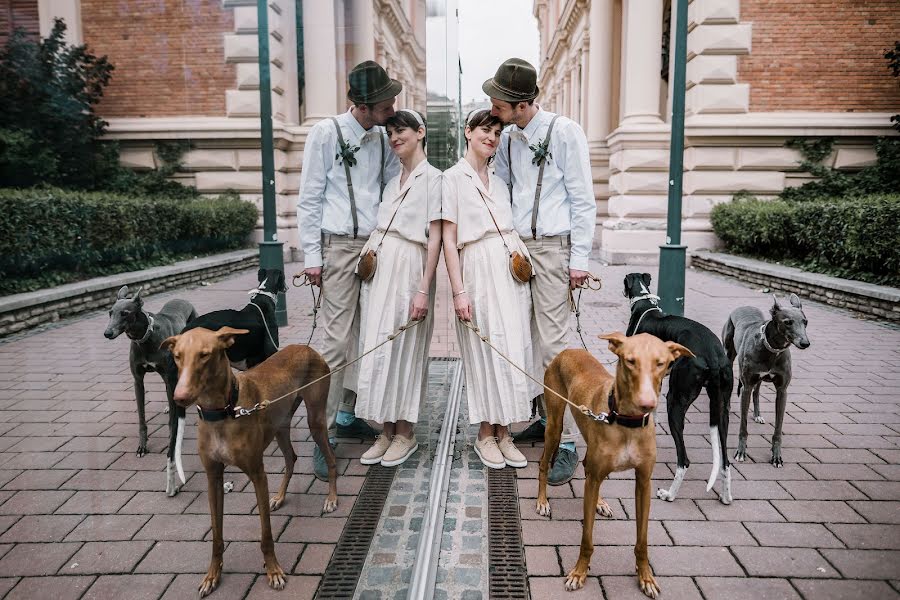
[302,0,339,123]
[619,0,664,124]
[586,0,613,142]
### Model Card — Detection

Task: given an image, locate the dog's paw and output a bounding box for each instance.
[754,415,765,424]
[166,483,180,497]
[771,455,784,468]
[656,488,675,502]
[322,497,338,514]
[733,440,748,462]
[638,570,661,599]
[164,405,170,414]
[266,562,286,590]
[564,569,587,591]
[536,498,551,517]
[270,494,285,511]
[136,444,148,458]
[596,498,614,518]
[198,570,221,597]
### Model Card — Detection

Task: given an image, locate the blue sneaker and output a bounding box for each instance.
[336,417,379,440]
[314,440,337,481]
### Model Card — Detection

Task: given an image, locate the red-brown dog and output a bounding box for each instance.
[162,327,337,597]
[537,332,693,598]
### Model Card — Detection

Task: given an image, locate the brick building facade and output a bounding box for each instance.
[535,0,899,263]
[18,0,426,256]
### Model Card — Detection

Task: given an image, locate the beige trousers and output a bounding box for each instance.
[320,234,367,435]
[524,236,578,443]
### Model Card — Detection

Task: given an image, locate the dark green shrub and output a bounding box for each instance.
[711,194,900,286]
[0,188,257,294]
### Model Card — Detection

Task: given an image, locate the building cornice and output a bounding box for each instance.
[544,0,588,69]
[377,0,425,66]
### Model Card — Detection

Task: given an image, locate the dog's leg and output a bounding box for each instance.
[247,462,286,591]
[270,427,296,511]
[635,462,660,598]
[658,387,688,501]
[771,376,789,468]
[309,407,338,513]
[164,376,183,497]
[734,375,753,462]
[536,366,565,518]
[752,383,765,424]
[132,365,149,457]
[565,468,603,591]
[199,460,225,598]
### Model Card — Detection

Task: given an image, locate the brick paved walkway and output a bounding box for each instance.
[0,261,897,599]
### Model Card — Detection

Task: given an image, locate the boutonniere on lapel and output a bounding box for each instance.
[335,137,360,167]
[529,136,552,167]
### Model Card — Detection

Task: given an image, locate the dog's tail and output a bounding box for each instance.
[705,365,733,492]
[174,406,186,485]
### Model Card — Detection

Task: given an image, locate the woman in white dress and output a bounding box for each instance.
[442,109,538,469]
[354,109,443,467]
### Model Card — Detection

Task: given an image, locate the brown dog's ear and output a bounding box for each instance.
[160,335,179,352]
[215,327,250,349]
[666,341,695,361]
[599,331,627,355]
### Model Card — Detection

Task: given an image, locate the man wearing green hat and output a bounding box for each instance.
[484,57,596,485]
[297,60,403,480]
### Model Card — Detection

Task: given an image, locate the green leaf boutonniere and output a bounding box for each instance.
[529,137,552,167]
[336,137,360,167]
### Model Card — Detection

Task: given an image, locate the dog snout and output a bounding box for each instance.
[104,329,115,339]
[796,338,810,349]
[173,382,195,406]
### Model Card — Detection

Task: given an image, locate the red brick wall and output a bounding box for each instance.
[738,0,900,112]
[81,0,235,118]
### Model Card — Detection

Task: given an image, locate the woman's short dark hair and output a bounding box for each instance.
[466,109,502,131]
[385,110,427,147]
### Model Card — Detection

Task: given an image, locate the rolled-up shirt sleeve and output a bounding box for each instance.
[297,122,331,269]
[559,124,596,272]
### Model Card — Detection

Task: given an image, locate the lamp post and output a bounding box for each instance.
[257,0,287,326]
[657,0,688,316]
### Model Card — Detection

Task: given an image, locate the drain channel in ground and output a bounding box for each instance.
[487,466,529,599]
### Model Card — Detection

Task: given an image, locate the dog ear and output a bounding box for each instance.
[216,327,250,349]
[789,293,802,309]
[159,335,179,353]
[258,268,266,283]
[666,341,695,361]
[599,331,627,355]
[117,285,129,300]
[641,273,652,287]
[132,287,144,306]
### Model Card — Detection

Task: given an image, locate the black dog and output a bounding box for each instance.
[184,268,286,369]
[624,273,733,504]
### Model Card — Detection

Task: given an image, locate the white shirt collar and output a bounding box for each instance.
[457,157,493,197]
[339,109,375,143]
[509,106,550,142]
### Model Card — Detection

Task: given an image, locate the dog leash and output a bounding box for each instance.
[292,273,322,346]
[568,273,618,366]
[247,285,280,351]
[224,317,422,419]
[457,318,638,426]
[627,306,663,337]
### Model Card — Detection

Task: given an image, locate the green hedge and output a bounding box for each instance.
[0,187,258,293]
[711,194,900,286]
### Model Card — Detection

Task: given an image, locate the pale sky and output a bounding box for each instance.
[426,0,540,103]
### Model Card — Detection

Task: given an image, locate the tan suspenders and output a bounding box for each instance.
[507,114,560,239]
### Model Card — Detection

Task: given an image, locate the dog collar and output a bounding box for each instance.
[128,314,155,344]
[629,293,660,307]
[249,289,277,302]
[607,388,651,428]
[197,378,241,422]
[759,322,789,354]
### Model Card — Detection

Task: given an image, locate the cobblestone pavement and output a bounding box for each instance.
[0,260,897,599]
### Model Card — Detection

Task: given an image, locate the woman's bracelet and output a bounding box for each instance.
[453,290,467,297]
[416,289,428,295]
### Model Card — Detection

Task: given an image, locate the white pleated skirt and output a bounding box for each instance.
[353,234,435,424]
[455,235,539,426]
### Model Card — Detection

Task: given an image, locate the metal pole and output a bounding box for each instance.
[657,0,688,316]
[257,0,287,326]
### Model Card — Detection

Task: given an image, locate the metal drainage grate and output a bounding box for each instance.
[488,467,529,599]
[315,464,397,599]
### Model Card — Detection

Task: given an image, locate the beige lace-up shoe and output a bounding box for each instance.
[497,436,527,468]
[381,433,419,467]
[474,436,506,469]
[360,435,392,465]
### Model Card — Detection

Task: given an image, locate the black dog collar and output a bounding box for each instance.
[608,388,651,428]
[197,379,240,422]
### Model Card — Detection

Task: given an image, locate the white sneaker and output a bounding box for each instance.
[360,435,392,465]
[497,436,527,468]
[381,434,418,467]
[474,436,506,469]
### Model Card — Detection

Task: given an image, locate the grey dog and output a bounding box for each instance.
[104,285,197,495]
[723,293,810,467]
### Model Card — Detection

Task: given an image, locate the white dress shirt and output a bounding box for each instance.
[493,108,596,272]
[297,109,402,268]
